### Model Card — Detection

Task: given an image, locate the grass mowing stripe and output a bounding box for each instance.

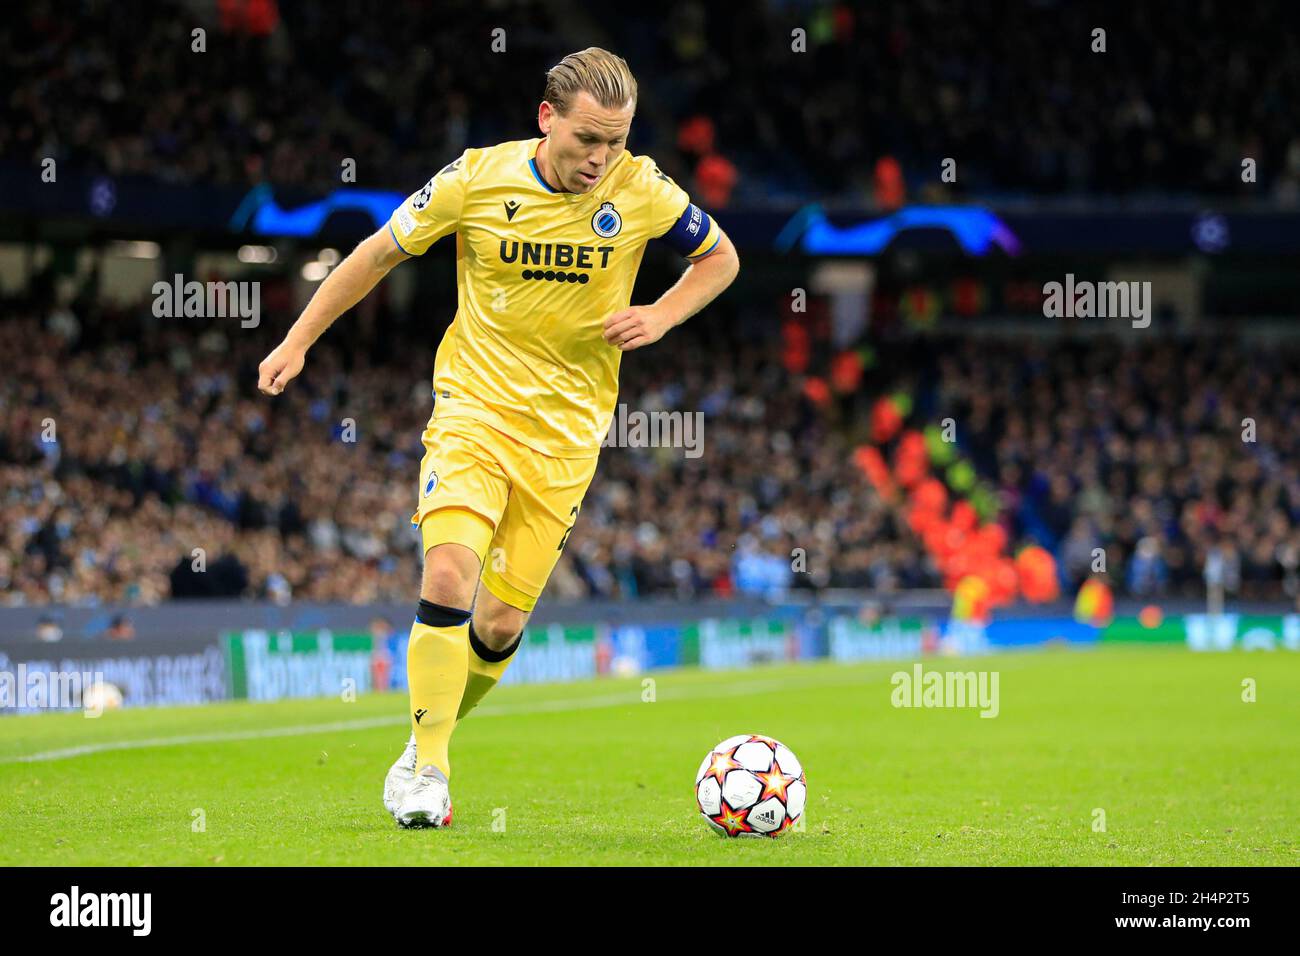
[2,664,899,764]
[5,715,407,763]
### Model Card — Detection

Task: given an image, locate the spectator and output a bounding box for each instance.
[106,614,135,640]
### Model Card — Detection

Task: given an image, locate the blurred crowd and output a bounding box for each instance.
[6,285,1300,606]
[6,0,1300,204]
[2,0,563,194]
[614,0,1300,204]
[896,336,1300,601]
[0,287,939,607]
[554,327,939,601]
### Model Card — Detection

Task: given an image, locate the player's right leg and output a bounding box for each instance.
[395,536,482,828]
[387,416,508,828]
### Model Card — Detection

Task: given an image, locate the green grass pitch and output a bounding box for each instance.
[1,645,1295,866]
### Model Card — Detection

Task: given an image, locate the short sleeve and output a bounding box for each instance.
[387,151,472,256]
[646,161,722,259]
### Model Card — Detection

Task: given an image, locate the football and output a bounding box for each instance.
[82,681,124,714]
[695,734,806,837]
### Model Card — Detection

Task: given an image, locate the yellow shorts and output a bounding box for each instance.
[410,413,598,612]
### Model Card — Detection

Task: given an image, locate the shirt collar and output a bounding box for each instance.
[527,137,628,198]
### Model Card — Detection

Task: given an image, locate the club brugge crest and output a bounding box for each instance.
[591,202,622,238]
[423,471,438,496]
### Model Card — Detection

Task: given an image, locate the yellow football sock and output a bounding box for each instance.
[456,622,522,720]
[407,601,472,778]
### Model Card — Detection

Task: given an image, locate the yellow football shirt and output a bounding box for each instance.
[387,137,722,458]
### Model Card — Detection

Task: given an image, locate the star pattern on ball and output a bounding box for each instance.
[756,767,793,802]
[706,749,741,784]
[715,803,753,835]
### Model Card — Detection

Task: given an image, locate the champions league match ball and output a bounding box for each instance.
[695,735,806,838]
[82,681,124,713]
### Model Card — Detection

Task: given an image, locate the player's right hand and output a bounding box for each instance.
[258,342,306,396]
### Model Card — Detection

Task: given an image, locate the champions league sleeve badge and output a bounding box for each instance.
[412,177,435,211]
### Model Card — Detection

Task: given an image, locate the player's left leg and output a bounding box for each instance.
[457,439,599,719]
[457,586,529,721]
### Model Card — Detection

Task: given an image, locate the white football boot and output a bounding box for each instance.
[396,764,453,829]
[382,733,418,820]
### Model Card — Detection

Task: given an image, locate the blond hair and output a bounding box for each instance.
[543,47,637,115]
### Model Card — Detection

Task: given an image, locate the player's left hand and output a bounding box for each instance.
[602,305,675,351]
